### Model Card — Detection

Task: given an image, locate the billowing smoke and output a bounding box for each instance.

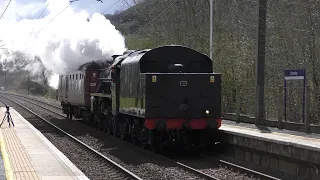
[0,0,127,89]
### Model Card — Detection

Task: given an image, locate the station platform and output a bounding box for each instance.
[0,107,89,180]
[219,119,320,179]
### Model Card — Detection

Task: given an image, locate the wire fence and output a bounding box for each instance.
[240,86,255,117]
[222,85,320,130]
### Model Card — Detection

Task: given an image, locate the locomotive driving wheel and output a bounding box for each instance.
[95,115,103,131]
[112,116,118,137]
[107,114,113,135]
[151,131,164,153]
[67,106,72,120]
[131,118,139,145]
[131,124,137,145]
[139,127,148,149]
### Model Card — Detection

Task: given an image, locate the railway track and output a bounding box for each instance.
[0,95,142,180]
[2,92,282,180]
[0,91,62,110]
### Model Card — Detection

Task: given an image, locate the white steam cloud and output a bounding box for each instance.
[0,0,127,89]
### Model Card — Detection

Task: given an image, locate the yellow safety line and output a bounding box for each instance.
[0,130,14,180]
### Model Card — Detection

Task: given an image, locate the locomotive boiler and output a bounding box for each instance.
[58,45,222,152]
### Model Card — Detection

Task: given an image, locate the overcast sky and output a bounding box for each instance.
[0,0,130,21]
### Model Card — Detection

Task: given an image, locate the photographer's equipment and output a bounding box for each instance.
[0,105,14,128]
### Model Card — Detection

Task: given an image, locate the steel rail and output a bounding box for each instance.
[202,155,281,180]
[0,95,142,180]
[7,95,222,180]
[6,93,280,180]
[0,91,61,109]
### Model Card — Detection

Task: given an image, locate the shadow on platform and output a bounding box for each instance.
[254,125,271,133]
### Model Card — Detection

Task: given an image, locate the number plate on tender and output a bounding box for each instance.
[180,81,187,86]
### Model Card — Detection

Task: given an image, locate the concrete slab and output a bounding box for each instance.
[220,119,320,164]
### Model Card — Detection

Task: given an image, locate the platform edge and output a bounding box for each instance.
[11,108,89,180]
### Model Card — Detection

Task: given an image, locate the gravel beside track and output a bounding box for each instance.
[0,97,140,180]
[216,155,298,180]
[2,95,209,180]
[171,156,258,180]
[5,93,286,180]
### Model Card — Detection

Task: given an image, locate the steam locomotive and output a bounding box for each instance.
[58,45,222,152]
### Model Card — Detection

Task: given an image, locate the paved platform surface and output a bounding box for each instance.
[0,107,89,180]
[221,119,320,151]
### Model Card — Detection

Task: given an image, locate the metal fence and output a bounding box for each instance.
[222,85,320,133]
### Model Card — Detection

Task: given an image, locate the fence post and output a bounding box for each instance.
[255,85,260,125]
[304,86,310,133]
[221,90,224,118]
[236,86,240,123]
[278,85,282,129]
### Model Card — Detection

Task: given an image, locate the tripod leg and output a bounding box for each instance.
[9,114,14,127]
[7,115,10,128]
[0,114,6,127]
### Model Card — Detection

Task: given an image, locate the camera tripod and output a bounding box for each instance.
[0,105,14,128]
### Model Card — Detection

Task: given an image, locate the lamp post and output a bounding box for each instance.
[209,0,213,60]
[3,59,8,92]
[255,0,267,123]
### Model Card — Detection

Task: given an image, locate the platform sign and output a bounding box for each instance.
[284,69,306,122]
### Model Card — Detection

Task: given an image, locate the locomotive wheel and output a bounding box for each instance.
[102,115,109,132]
[112,117,117,137]
[107,114,112,135]
[140,128,148,149]
[98,118,103,131]
[95,115,103,131]
[68,106,73,120]
[88,114,94,127]
[120,124,125,140]
[67,110,72,120]
[120,117,129,140]
[131,125,137,145]
[151,131,163,153]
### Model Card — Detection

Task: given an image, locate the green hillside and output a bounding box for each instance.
[106,0,320,123]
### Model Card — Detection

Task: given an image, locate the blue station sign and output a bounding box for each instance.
[284,69,306,80]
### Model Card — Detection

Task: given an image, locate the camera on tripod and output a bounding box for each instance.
[0,104,14,128]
